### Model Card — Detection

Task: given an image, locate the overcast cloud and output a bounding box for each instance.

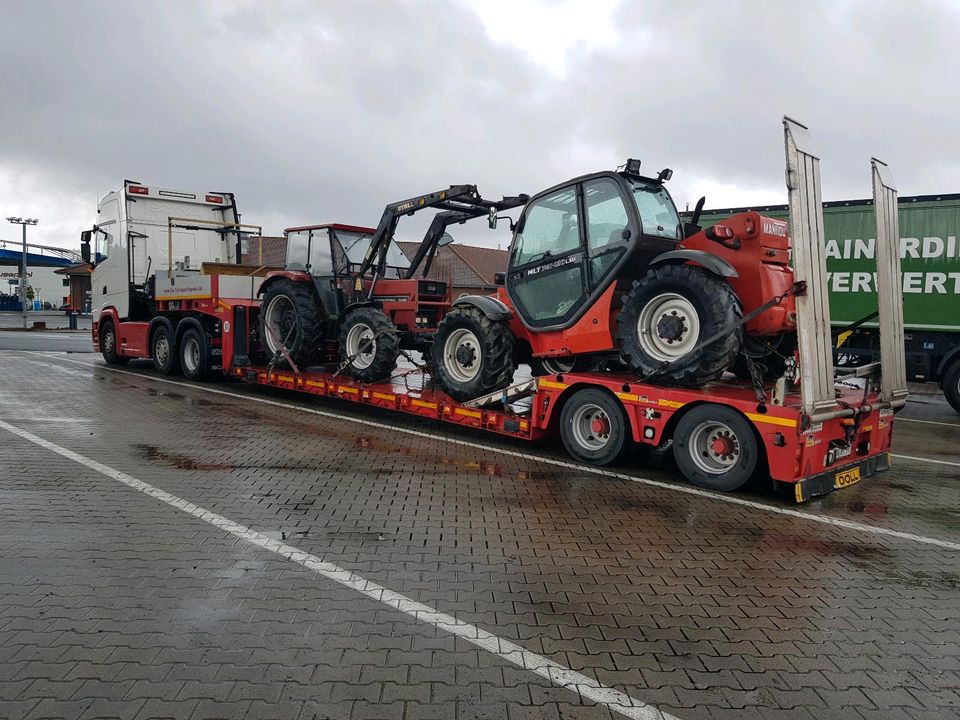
[1,0,957,251]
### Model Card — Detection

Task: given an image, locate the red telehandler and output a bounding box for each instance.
[429,161,798,400]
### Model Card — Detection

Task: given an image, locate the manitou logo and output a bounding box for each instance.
[762,219,788,237]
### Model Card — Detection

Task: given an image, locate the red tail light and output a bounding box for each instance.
[205,194,224,204]
[128,185,149,195]
[711,224,734,239]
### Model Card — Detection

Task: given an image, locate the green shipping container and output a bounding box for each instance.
[695,194,960,331]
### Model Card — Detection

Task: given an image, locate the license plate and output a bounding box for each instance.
[834,467,861,489]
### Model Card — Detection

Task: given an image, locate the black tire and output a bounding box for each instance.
[99,319,128,365]
[259,278,325,368]
[179,327,212,381]
[559,388,630,465]
[942,357,960,414]
[616,264,742,386]
[337,307,400,382]
[672,404,759,491]
[431,305,516,402]
[151,324,180,376]
[531,354,607,376]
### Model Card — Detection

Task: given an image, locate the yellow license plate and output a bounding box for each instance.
[834,467,861,489]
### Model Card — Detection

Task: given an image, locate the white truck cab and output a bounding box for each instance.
[89,181,241,320]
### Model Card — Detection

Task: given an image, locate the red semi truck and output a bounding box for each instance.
[86,120,907,501]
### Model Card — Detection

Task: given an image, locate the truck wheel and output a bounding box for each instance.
[260,278,325,367]
[431,305,516,402]
[559,388,629,465]
[616,264,741,386]
[99,319,128,365]
[179,327,211,381]
[943,358,960,414]
[338,307,400,382]
[672,404,759,491]
[151,325,180,376]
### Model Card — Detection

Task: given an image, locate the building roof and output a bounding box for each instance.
[54,263,92,276]
[396,242,507,289]
[241,236,286,267]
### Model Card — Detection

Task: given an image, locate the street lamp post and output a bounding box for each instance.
[6,217,39,329]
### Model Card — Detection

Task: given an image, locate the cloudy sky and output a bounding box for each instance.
[1,0,957,251]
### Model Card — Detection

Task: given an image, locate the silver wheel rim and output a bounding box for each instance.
[345,322,376,370]
[263,294,296,355]
[688,420,741,474]
[443,328,481,383]
[103,328,115,353]
[570,403,612,451]
[637,292,700,362]
[542,357,576,374]
[183,337,200,374]
[154,335,169,365]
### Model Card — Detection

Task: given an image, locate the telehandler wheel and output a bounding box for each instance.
[431,305,516,402]
[672,404,759,491]
[151,324,180,376]
[179,327,212,381]
[260,278,325,368]
[559,388,629,466]
[99,319,128,365]
[338,307,400,382]
[616,263,742,386]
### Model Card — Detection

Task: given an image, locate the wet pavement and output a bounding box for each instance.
[1,350,958,720]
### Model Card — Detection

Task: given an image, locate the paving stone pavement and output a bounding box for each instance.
[1,351,958,720]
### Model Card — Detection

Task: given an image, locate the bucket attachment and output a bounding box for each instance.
[870,158,909,408]
[783,117,836,419]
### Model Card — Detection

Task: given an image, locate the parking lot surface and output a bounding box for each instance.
[1,350,958,720]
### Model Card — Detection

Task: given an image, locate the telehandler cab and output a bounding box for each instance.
[430,161,799,401]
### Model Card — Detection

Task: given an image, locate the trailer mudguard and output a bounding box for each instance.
[453,295,513,321]
[648,249,738,278]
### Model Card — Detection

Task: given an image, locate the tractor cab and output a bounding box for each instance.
[504,162,682,331]
[283,223,411,281]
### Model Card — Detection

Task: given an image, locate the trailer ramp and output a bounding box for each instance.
[783,117,836,420]
[871,158,909,408]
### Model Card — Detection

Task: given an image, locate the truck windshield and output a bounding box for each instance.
[630,180,681,240]
[337,230,411,269]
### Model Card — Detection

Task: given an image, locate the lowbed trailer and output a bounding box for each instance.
[221,350,894,503]
[90,119,907,501]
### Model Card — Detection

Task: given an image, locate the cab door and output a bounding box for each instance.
[506,176,637,331]
[506,184,587,330]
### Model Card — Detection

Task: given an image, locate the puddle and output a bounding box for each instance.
[133,443,233,470]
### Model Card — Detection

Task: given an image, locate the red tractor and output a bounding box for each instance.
[256,186,526,381]
[429,160,798,400]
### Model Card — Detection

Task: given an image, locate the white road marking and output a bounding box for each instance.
[0,418,676,720]
[897,417,960,429]
[24,352,960,552]
[892,453,960,468]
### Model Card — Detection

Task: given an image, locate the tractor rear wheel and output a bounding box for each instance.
[260,278,325,367]
[431,306,516,402]
[337,307,400,382]
[616,263,741,386]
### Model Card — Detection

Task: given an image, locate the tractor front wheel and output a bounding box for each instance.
[616,263,741,386]
[337,307,400,382]
[260,279,325,368]
[431,306,516,402]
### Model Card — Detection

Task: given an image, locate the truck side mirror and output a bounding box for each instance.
[80,230,92,263]
[494,271,505,286]
[488,206,498,230]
